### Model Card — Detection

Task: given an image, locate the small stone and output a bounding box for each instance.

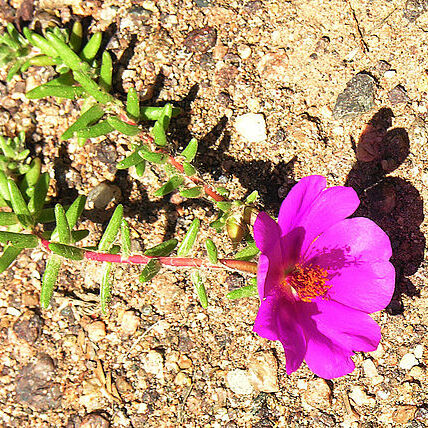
[184,27,217,53]
[362,359,378,378]
[86,321,106,343]
[86,182,122,210]
[13,311,42,344]
[217,92,232,106]
[369,343,385,360]
[142,350,164,378]
[414,344,424,359]
[399,353,418,370]
[226,369,254,395]
[392,405,417,424]
[257,52,289,82]
[195,0,215,6]
[247,351,279,393]
[383,70,397,79]
[244,1,263,12]
[121,311,140,336]
[174,372,191,386]
[403,0,428,22]
[237,44,251,59]
[408,365,424,380]
[349,386,376,407]
[333,74,376,119]
[388,85,409,105]
[376,60,391,75]
[15,354,61,410]
[80,413,110,428]
[303,379,332,410]
[235,113,267,143]
[178,354,192,369]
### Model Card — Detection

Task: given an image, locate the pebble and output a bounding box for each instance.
[80,413,110,428]
[362,359,380,379]
[226,369,254,395]
[86,321,107,343]
[120,311,140,336]
[13,311,42,344]
[174,371,191,386]
[142,350,164,379]
[403,0,428,22]
[392,405,417,424]
[303,379,332,410]
[247,351,279,393]
[15,354,62,410]
[383,70,397,79]
[178,354,192,369]
[349,386,376,407]
[257,52,289,82]
[184,27,217,53]
[86,182,122,210]
[408,365,424,380]
[333,73,376,119]
[234,113,267,143]
[399,353,418,370]
[414,344,424,359]
[388,85,409,105]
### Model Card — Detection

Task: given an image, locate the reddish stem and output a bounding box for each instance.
[40,239,257,274]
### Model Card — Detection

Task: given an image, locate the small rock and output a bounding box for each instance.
[237,44,251,60]
[399,353,418,370]
[403,0,428,22]
[369,343,385,360]
[235,113,267,143]
[257,52,289,82]
[96,144,118,166]
[376,60,391,76]
[15,354,61,410]
[247,351,279,393]
[333,73,376,120]
[214,64,238,88]
[120,311,140,336]
[349,386,376,407]
[303,379,332,410]
[195,0,215,6]
[362,359,378,378]
[217,91,232,106]
[86,321,106,343]
[392,405,417,424]
[86,182,122,210]
[142,350,164,379]
[226,369,254,395]
[178,354,192,369]
[388,85,409,105]
[244,0,263,12]
[408,365,424,380]
[174,372,191,386]
[383,69,397,79]
[184,27,217,53]
[13,311,42,344]
[80,413,110,428]
[414,344,424,359]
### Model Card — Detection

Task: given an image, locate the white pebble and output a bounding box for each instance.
[414,345,424,360]
[235,113,267,143]
[226,369,254,395]
[399,353,418,370]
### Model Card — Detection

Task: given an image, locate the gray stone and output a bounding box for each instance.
[86,182,122,210]
[403,0,428,22]
[388,85,410,105]
[184,27,217,53]
[333,74,376,119]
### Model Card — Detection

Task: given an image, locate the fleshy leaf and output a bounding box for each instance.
[139,259,161,283]
[234,242,260,261]
[205,238,218,264]
[181,138,198,162]
[226,282,258,299]
[40,254,62,308]
[126,88,140,120]
[191,270,208,308]
[144,239,178,257]
[177,218,200,257]
[49,242,85,260]
[0,245,23,273]
[61,104,105,140]
[0,231,38,248]
[54,204,71,244]
[179,187,203,199]
[154,176,184,197]
[98,204,123,251]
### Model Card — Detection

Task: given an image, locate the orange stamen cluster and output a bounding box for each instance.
[286,264,331,302]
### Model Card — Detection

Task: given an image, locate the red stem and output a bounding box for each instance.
[40,239,257,274]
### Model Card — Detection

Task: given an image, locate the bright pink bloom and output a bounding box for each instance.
[253,175,395,379]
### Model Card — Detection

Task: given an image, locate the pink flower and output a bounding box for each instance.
[253,175,395,379]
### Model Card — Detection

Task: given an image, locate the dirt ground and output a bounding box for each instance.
[0,0,428,426]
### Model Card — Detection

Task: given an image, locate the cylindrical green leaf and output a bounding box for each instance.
[120,219,131,259]
[98,204,123,251]
[116,149,145,170]
[0,231,38,248]
[29,55,57,67]
[191,270,208,308]
[72,70,113,104]
[0,170,10,201]
[216,201,232,212]
[7,179,33,227]
[54,204,71,244]
[140,106,180,121]
[80,32,102,62]
[205,238,218,264]
[226,283,258,300]
[28,32,58,58]
[144,239,178,257]
[154,176,184,197]
[134,161,146,177]
[106,116,140,136]
[100,262,112,314]
[177,218,200,257]
[61,104,105,140]
[40,254,62,308]
[0,135,15,158]
[181,138,198,162]
[23,157,41,188]
[139,150,167,164]
[26,85,86,100]
[0,212,18,226]
[99,51,112,92]
[245,190,259,204]
[139,259,161,283]
[0,245,23,274]
[126,87,140,120]
[75,120,114,139]
[234,243,260,261]
[151,120,167,146]
[28,172,50,215]
[179,187,203,199]
[69,21,83,52]
[49,242,85,260]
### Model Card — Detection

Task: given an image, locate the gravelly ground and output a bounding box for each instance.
[0,0,428,427]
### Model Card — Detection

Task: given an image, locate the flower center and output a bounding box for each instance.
[286,264,331,302]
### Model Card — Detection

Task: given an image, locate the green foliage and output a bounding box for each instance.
[144,239,178,257]
[177,219,200,257]
[226,280,258,300]
[191,270,208,308]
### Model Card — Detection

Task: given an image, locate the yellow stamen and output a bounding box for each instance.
[285,264,331,302]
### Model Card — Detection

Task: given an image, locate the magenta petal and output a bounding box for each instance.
[299,299,381,379]
[306,218,395,313]
[278,175,326,235]
[253,296,306,374]
[254,212,284,298]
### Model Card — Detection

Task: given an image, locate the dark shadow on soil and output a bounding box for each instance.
[345,108,425,314]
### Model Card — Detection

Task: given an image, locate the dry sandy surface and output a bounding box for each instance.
[0,0,427,426]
